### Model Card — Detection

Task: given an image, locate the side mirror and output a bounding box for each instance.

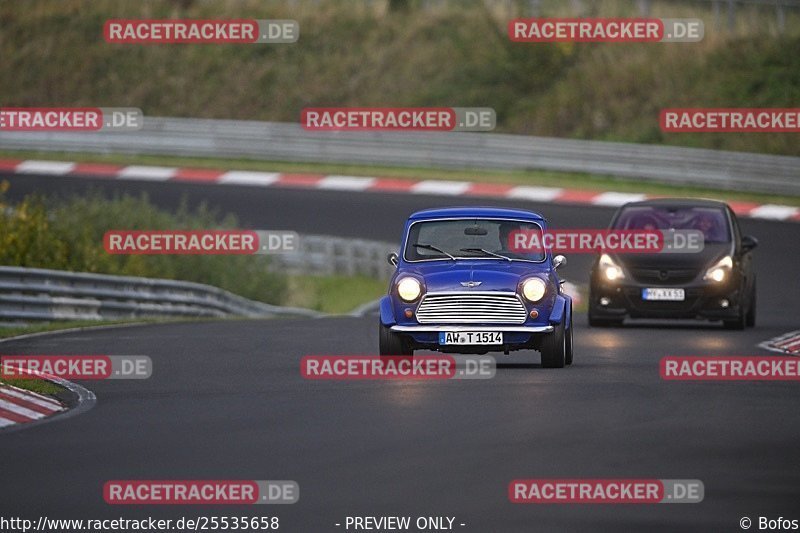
[387,252,399,267]
[553,254,567,270]
[741,235,758,253]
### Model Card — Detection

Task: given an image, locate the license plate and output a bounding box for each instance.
[642,288,685,301]
[438,331,503,345]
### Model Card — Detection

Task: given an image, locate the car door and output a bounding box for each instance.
[729,208,754,298]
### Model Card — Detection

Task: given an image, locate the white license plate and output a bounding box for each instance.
[438,331,503,345]
[642,288,685,301]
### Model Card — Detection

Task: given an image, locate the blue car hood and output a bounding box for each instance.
[402,260,547,292]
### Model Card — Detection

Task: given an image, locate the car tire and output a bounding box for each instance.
[541,320,566,368]
[746,280,756,328]
[565,317,574,366]
[379,322,412,356]
[723,304,746,330]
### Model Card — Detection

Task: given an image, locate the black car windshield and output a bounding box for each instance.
[613,206,731,243]
[404,219,545,262]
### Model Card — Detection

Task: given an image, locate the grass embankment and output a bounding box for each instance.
[286,275,386,314]
[0,186,386,313]
[0,184,288,304]
[1,0,799,155]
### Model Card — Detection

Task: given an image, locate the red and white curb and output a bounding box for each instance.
[2,158,798,222]
[0,384,65,428]
[759,331,800,355]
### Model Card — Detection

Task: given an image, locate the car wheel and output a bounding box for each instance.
[723,304,746,330]
[541,320,566,368]
[379,322,412,356]
[565,318,574,366]
[746,280,756,328]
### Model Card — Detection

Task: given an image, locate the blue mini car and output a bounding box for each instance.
[379,207,573,368]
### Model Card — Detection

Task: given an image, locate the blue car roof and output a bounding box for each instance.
[408,206,544,221]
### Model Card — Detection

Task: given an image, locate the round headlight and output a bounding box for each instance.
[397,277,422,302]
[522,278,547,302]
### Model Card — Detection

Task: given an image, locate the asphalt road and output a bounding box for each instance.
[1,173,799,532]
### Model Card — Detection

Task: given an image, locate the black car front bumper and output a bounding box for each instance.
[589,280,744,321]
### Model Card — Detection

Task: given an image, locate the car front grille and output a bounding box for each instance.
[416,292,528,324]
[630,268,699,285]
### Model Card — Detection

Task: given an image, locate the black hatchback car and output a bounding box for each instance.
[588,199,757,329]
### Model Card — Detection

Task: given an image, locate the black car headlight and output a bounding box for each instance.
[598,253,625,282]
[703,256,733,283]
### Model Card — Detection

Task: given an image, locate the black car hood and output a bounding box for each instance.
[611,242,732,271]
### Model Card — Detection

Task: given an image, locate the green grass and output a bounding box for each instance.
[1,1,799,156]
[0,357,65,396]
[0,372,64,397]
[285,274,386,314]
[3,149,798,207]
[0,187,290,305]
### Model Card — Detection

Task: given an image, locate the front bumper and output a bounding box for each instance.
[589,282,743,320]
[390,325,554,333]
[390,324,554,352]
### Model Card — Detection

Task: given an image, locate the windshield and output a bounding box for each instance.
[613,206,731,243]
[404,219,546,262]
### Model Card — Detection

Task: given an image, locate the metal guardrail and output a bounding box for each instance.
[1,117,798,195]
[0,266,322,323]
[272,235,396,280]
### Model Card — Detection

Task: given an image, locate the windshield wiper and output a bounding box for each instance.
[459,247,512,261]
[412,243,456,261]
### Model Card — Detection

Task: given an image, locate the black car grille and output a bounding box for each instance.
[630,268,699,285]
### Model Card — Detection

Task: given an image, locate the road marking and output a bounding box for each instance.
[0,385,61,408]
[219,171,280,186]
[0,391,61,414]
[758,330,800,355]
[507,186,563,202]
[0,383,66,430]
[412,180,471,195]
[0,408,29,423]
[317,175,376,191]
[4,158,800,222]
[16,160,76,175]
[591,192,648,206]
[118,165,177,180]
[0,398,46,419]
[748,204,799,220]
